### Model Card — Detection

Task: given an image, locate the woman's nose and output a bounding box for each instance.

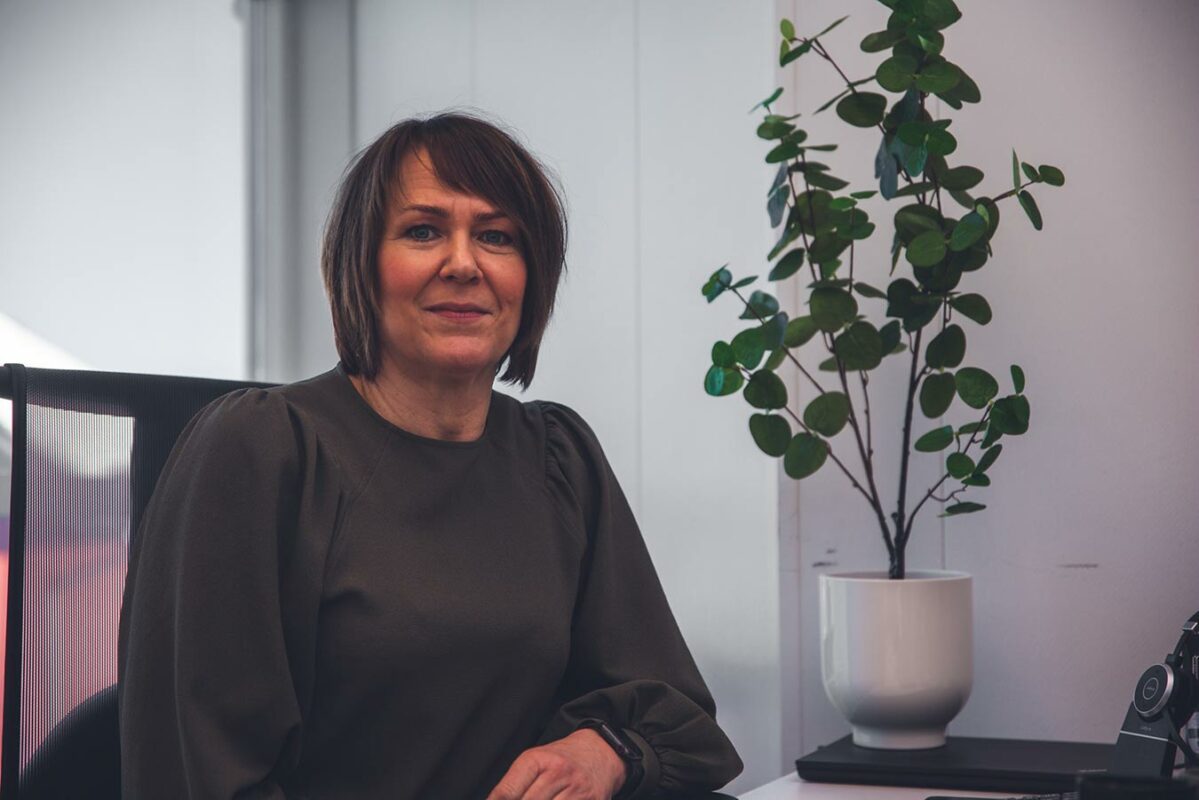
[439,231,482,283]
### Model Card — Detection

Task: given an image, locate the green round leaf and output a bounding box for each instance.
[860,29,906,53]
[920,0,963,30]
[835,92,887,128]
[755,87,784,111]
[804,392,850,437]
[702,265,732,302]
[758,119,796,140]
[926,324,966,369]
[750,413,792,457]
[963,473,991,487]
[785,316,820,347]
[991,394,1030,435]
[946,452,975,479]
[903,140,930,177]
[766,141,802,164]
[744,369,789,409]
[704,365,743,397]
[949,212,986,252]
[915,61,961,94]
[896,120,928,147]
[975,443,1003,473]
[760,312,789,350]
[879,319,903,355]
[955,367,998,409]
[784,433,828,479]
[949,293,992,325]
[876,55,917,92]
[810,287,858,332]
[764,347,788,371]
[1021,162,1040,182]
[937,69,980,108]
[740,290,781,320]
[1017,190,1043,230]
[833,321,883,371]
[913,260,964,294]
[711,341,735,368]
[943,501,986,516]
[1011,364,1026,393]
[769,249,806,281]
[920,372,957,418]
[894,204,943,241]
[914,30,945,56]
[906,230,947,267]
[925,127,958,157]
[976,197,1000,240]
[914,425,955,452]
[780,18,796,39]
[1038,164,1065,186]
[939,165,984,191]
[731,327,766,369]
[852,281,887,299]
[781,40,811,67]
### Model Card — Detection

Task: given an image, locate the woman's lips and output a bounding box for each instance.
[428,308,488,321]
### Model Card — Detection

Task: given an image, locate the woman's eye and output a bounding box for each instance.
[480,230,514,246]
[405,224,437,241]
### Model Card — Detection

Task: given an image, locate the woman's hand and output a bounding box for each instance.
[485,728,628,800]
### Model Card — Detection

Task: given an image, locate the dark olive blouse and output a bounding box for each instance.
[117,365,742,799]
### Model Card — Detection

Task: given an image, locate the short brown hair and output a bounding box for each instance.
[321,110,569,390]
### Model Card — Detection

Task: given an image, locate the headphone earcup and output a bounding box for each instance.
[1134,663,1177,720]
[1165,658,1195,728]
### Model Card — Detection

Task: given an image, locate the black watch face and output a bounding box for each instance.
[1134,663,1172,719]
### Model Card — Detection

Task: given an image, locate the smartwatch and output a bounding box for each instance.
[576,718,645,799]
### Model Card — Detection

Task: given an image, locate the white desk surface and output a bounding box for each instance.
[739,774,1017,799]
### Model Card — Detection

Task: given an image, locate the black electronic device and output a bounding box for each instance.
[1110,611,1199,777]
[795,734,1112,794]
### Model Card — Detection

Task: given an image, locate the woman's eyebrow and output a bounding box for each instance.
[397,203,509,223]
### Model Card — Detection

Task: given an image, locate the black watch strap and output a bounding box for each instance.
[576,719,644,799]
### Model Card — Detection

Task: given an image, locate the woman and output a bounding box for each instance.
[118,111,742,799]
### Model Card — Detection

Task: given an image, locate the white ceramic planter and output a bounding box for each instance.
[819,570,973,749]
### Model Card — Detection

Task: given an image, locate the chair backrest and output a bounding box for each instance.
[0,363,273,798]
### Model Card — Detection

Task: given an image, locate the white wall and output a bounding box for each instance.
[351,0,782,792]
[780,0,1199,763]
[0,0,247,379]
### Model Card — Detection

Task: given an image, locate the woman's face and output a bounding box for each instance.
[374,148,527,386]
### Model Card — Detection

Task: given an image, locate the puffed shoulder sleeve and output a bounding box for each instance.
[537,402,743,798]
[118,389,339,799]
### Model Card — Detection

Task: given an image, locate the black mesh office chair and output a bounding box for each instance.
[0,363,270,799]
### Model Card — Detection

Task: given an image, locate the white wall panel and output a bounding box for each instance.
[638,1,781,791]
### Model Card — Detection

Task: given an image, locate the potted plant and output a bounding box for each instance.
[701,0,1064,749]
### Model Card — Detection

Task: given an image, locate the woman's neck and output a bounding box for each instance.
[348,365,494,442]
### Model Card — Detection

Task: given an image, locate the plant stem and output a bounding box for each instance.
[993,178,1043,203]
[905,406,992,532]
[803,38,918,189]
[738,366,878,508]
[892,326,925,576]
[860,371,874,459]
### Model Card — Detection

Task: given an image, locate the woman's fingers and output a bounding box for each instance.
[484,752,541,800]
[485,732,620,799]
